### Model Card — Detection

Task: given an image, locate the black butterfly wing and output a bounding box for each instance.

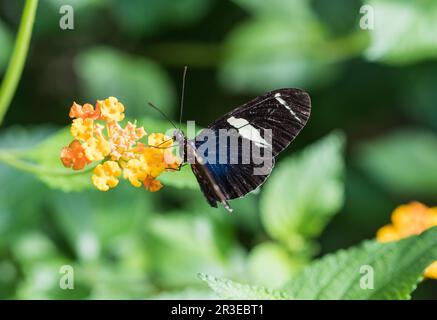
[191,88,311,209]
[192,128,275,201]
[206,88,311,156]
[191,164,218,208]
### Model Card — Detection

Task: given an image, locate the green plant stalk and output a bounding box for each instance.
[0,151,97,177]
[0,0,39,125]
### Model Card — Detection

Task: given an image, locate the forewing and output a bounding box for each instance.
[207,88,311,156]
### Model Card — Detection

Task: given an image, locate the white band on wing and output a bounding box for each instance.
[226,116,271,148]
[274,93,301,122]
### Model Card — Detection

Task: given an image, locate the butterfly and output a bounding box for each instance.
[172,88,311,213]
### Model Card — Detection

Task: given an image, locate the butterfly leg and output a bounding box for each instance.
[148,138,179,149]
[165,163,187,172]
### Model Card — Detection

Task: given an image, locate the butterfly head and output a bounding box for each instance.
[172,129,187,163]
[172,129,185,145]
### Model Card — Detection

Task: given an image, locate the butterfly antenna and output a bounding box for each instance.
[147,102,178,129]
[178,66,188,130]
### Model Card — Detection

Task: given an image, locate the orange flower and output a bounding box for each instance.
[61,97,179,192]
[376,202,437,279]
[60,139,91,170]
[143,175,163,192]
[69,102,100,119]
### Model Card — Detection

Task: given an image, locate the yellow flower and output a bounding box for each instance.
[92,161,121,191]
[142,147,166,178]
[375,225,399,242]
[82,135,110,161]
[96,97,125,122]
[60,139,91,170]
[70,118,94,141]
[376,202,437,279]
[148,133,172,148]
[123,159,148,187]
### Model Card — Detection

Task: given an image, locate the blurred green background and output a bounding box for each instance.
[0,0,436,299]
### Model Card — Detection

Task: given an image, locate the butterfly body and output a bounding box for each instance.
[173,88,311,213]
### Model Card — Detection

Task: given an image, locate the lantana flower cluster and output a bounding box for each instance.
[60,97,180,192]
[377,202,437,279]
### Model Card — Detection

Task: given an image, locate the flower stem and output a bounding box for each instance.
[0,150,97,177]
[0,0,39,126]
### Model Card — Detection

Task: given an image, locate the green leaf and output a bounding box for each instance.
[365,0,437,64]
[80,262,152,299]
[159,165,198,190]
[11,233,81,299]
[0,163,47,242]
[196,228,437,300]
[23,127,92,192]
[12,232,59,264]
[247,242,307,288]
[0,127,54,243]
[0,126,89,192]
[0,20,13,73]
[231,0,314,17]
[283,227,437,300]
[0,125,57,150]
[48,185,153,261]
[220,17,336,92]
[75,47,176,118]
[232,0,311,16]
[356,130,437,197]
[198,273,290,300]
[220,0,367,92]
[260,132,345,251]
[113,0,213,37]
[145,212,241,288]
[400,66,437,130]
